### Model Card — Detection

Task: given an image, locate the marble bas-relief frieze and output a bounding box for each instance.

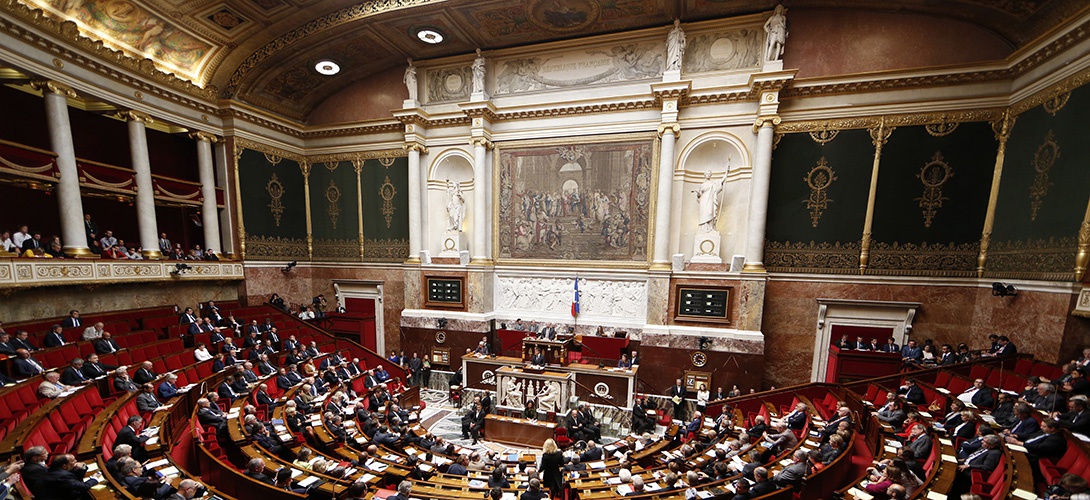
[495,276,647,320]
[494,41,663,95]
[425,66,472,103]
[682,27,763,73]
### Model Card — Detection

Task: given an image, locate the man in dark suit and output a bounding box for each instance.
[821,406,852,441]
[205,301,223,324]
[12,349,46,378]
[41,454,100,498]
[62,358,91,386]
[773,450,809,487]
[784,402,808,430]
[530,348,546,366]
[749,467,776,496]
[265,328,281,350]
[898,379,926,405]
[835,334,855,350]
[157,374,180,400]
[94,332,121,354]
[461,402,485,444]
[876,400,907,428]
[217,377,241,401]
[186,321,202,335]
[951,434,1003,496]
[255,354,277,376]
[133,361,157,385]
[60,310,82,328]
[221,337,239,355]
[906,423,933,458]
[1029,383,1063,412]
[276,368,294,391]
[990,335,1017,357]
[137,383,162,412]
[1056,396,1090,434]
[116,415,151,461]
[81,354,113,378]
[43,325,66,348]
[243,458,275,485]
[0,332,15,355]
[179,307,198,325]
[282,335,299,352]
[196,398,227,429]
[670,378,687,421]
[1013,419,1067,461]
[958,378,995,409]
[12,330,37,351]
[21,446,50,496]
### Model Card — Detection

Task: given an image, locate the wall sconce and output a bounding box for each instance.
[281,260,297,273]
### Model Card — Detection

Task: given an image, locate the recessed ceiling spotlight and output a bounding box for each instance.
[314,59,340,75]
[417,28,444,44]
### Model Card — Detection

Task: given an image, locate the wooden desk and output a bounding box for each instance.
[484,414,556,448]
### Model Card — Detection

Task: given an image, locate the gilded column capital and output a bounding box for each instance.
[31,80,77,98]
[189,131,219,143]
[404,142,428,154]
[117,110,154,124]
[868,119,894,150]
[752,115,781,133]
[469,137,494,150]
[657,123,681,138]
[299,160,312,178]
[351,158,365,174]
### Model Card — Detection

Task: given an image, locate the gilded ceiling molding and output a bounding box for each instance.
[233,138,305,162]
[0,0,216,98]
[305,150,406,164]
[221,0,439,98]
[777,108,1006,133]
[493,99,658,121]
[1012,65,1090,115]
[219,107,301,136]
[683,90,751,105]
[302,123,403,138]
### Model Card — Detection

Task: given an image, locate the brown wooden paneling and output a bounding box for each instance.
[636,346,763,396]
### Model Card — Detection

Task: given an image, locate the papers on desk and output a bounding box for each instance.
[588,461,607,470]
[979,414,997,424]
[1008,444,1028,453]
[311,421,322,427]
[939,438,953,446]
[917,411,932,418]
[145,436,160,445]
[279,434,293,442]
[883,445,899,454]
[290,469,304,478]
[1011,489,1036,500]
[145,459,170,469]
[360,473,376,483]
[848,487,874,500]
[697,490,714,499]
[159,466,180,478]
[606,477,623,485]
[935,387,950,394]
[926,491,946,500]
[617,484,633,495]
[297,476,321,488]
[468,480,487,489]
[884,440,903,449]
[1074,432,1090,443]
[941,454,957,463]
[366,461,388,472]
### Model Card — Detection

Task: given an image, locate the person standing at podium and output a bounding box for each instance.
[530,348,546,367]
[670,379,687,421]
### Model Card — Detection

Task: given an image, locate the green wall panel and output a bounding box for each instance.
[309,160,361,261]
[868,122,995,275]
[238,149,308,260]
[765,129,873,272]
[360,157,409,261]
[989,83,1090,279]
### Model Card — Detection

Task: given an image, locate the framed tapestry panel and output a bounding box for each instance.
[494,134,655,262]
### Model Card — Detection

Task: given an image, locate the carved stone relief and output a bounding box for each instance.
[494,42,663,95]
[682,28,762,73]
[425,66,472,103]
[495,276,647,319]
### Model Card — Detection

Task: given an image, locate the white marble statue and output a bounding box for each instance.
[404,58,418,101]
[666,19,686,71]
[693,170,728,233]
[537,381,560,412]
[446,180,466,232]
[764,5,787,61]
[472,48,486,95]
[501,377,523,407]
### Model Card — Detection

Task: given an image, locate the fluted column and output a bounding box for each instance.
[191,131,222,254]
[405,143,425,263]
[471,138,492,263]
[33,81,90,257]
[119,110,161,259]
[652,125,678,269]
[743,117,778,273]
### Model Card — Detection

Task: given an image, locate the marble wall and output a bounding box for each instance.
[761,279,1084,388]
[0,280,238,323]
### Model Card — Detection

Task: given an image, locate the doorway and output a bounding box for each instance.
[333,281,385,355]
[810,299,921,382]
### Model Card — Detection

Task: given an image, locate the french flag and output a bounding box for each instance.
[571,278,580,317]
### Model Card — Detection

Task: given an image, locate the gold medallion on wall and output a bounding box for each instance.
[1042,92,1071,116]
[379,176,397,228]
[1029,130,1059,221]
[803,157,837,227]
[916,152,952,228]
[326,180,341,229]
[266,173,285,227]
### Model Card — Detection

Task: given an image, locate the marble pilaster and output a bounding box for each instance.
[34,81,89,257]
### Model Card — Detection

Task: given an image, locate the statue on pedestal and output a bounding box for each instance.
[666,19,686,72]
[472,49,486,95]
[764,5,788,62]
[403,58,418,102]
[446,180,466,232]
[693,170,727,233]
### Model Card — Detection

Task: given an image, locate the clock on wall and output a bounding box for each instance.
[435,331,447,344]
[691,351,708,367]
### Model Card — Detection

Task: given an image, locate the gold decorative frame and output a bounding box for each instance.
[916,152,953,228]
[325,180,341,229]
[1029,130,1059,221]
[803,157,836,228]
[266,173,285,227]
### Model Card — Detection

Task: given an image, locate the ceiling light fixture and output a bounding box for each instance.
[314,60,340,75]
[417,28,444,44]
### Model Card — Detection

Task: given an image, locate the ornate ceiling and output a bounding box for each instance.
[5,0,1085,121]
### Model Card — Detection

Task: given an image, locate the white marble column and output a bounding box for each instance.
[652,127,678,269]
[743,119,776,272]
[34,81,89,257]
[471,138,491,263]
[121,111,161,259]
[406,143,424,263]
[192,132,222,254]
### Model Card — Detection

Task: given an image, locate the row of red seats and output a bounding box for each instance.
[7,305,176,340]
[21,385,110,457]
[30,329,158,368]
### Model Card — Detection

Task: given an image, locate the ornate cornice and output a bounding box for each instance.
[494,99,658,121]
[233,138,305,162]
[777,108,1008,133]
[306,150,406,164]
[683,90,752,105]
[469,138,494,149]
[0,0,217,98]
[302,123,403,139]
[1012,65,1090,115]
[404,143,428,154]
[219,107,299,136]
[221,0,439,98]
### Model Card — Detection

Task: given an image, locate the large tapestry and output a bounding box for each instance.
[496,136,654,262]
